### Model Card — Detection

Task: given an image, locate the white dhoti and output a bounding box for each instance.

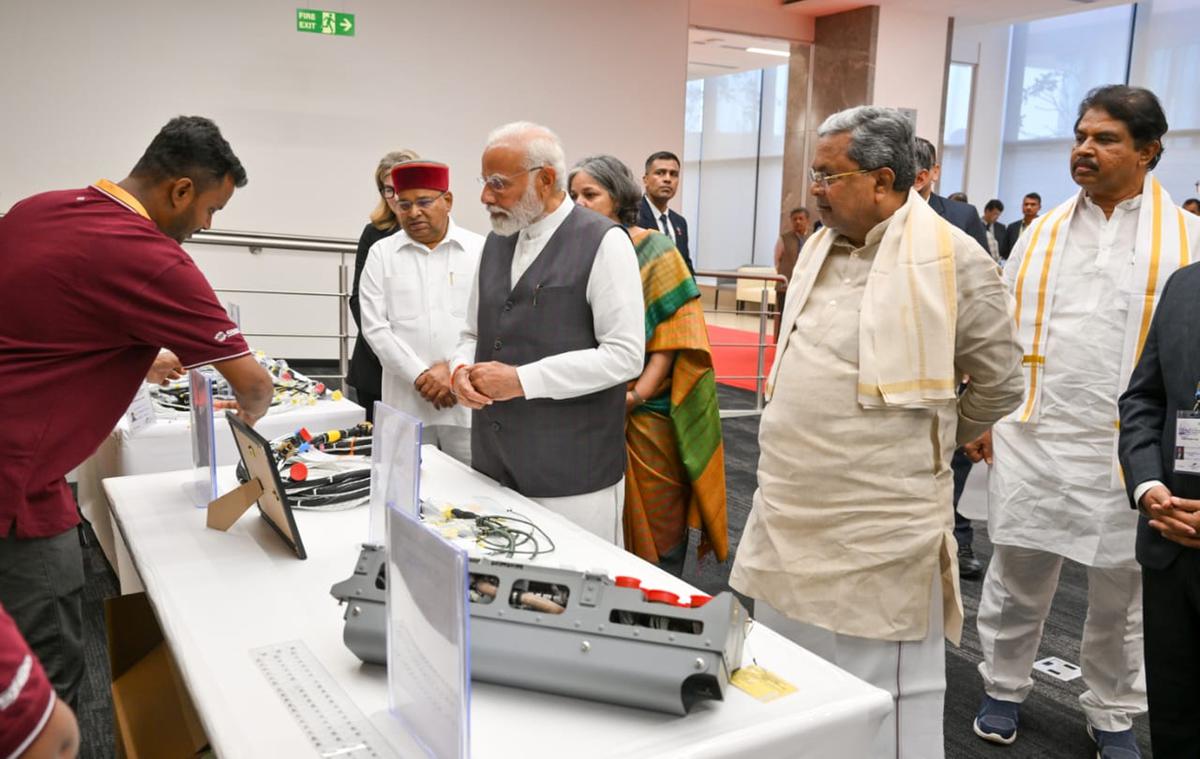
[531,477,625,547]
[423,424,472,466]
[755,574,946,759]
[977,544,1145,731]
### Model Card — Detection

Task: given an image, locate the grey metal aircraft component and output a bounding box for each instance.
[328,544,389,666]
[330,545,749,715]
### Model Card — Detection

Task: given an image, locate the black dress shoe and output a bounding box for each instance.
[958,544,985,580]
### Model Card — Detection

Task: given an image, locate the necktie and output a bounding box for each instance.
[659,213,672,241]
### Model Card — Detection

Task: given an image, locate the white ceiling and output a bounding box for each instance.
[688,0,1134,80]
[688,28,793,80]
[780,0,1131,25]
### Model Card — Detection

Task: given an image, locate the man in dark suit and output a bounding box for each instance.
[981,199,1007,262]
[1119,260,1200,757]
[913,137,990,252]
[913,137,990,580]
[637,151,693,274]
[1000,193,1041,261]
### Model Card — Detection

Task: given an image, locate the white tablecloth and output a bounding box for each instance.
[79,399,364,592]
[103,450,891,758]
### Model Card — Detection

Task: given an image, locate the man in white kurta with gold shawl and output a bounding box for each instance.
[730,105,1024,759]
[968,86,1200,758]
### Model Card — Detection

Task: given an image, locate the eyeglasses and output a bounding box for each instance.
[477,166,545,192]
[382,189,447,212]
[808,167,874,190]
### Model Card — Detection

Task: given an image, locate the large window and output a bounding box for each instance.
[940,62,975,195]
[1129,0,1200,203]
[682,64,788,273]
[996,5,1136,208]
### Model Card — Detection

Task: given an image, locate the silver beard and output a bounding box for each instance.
[487,179,546,236]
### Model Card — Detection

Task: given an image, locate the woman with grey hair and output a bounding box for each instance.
[568,155,728,574]
[568,155,642,226]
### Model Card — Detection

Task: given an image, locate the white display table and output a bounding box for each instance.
[102,449,891,758]
[79,398,364,592]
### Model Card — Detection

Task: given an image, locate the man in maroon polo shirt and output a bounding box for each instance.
[0,116,273,708]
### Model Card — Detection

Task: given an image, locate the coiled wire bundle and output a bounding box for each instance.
[149,354,337,413]
[236,422,374,510]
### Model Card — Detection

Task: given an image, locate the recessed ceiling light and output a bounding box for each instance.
[746,47,790,58]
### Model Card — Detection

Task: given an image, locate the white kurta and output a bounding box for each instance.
[359,220,484,426]
[989,194,1142,568]
[731,213,1024,643]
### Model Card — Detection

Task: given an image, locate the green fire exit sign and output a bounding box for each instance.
[296,8,355,36]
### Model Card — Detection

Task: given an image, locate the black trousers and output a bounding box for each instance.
[950,447,974,548]
[0,526,85,709]
[1142,548,1200,757]
[352,388,381,422]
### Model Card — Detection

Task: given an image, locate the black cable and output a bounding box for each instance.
[235,422,374,511]
[472,512,555,559]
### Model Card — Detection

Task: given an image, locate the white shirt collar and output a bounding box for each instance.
[644,194,669,218]
[395,217,467,253]
[1080,190,1142,213]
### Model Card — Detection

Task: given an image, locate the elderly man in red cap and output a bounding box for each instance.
[359,160,484,463]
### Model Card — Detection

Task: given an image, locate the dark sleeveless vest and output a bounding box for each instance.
[471,205,626,497]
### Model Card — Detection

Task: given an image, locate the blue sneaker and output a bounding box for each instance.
[973,695,1019,745]
[1087,725,1141,759]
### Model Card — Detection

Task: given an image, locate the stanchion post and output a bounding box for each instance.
[756,286,769,410]
[338,264,350,394]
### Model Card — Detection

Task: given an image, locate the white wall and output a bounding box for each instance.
[871,5,951,145]
[951,22,1011,208]
[2,0,688,235]
[1,0,689,359]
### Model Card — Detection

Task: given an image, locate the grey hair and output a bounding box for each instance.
[913,137,937,172]
[817,106,916,192]
[485,121,567,193]
[568,154,641,227]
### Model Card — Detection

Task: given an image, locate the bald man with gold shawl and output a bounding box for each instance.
[967,86,1200,758]
[731,106,1023,759]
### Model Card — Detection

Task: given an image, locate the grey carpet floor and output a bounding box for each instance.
[72,383,1151,757]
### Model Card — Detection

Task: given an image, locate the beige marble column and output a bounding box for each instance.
[778,6,879,233]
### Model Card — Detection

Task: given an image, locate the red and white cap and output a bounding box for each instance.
[391,161,450,193]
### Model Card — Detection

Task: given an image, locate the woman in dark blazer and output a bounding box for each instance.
[348,149,419,420]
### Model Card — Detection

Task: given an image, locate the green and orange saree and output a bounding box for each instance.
[624,229,728,564]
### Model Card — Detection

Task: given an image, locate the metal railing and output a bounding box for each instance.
[184,230,785,416]
[193,228,357,259]
[694,269,785,418]
[188,230,354,392]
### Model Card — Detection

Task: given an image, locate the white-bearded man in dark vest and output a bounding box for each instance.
[451,122,645,544]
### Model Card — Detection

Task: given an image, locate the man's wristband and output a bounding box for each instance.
[630,388,645,406]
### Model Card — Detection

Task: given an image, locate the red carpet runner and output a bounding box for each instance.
[706,324,776,392]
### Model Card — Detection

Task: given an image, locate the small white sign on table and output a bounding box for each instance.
[369,402,423,544]
[124,384,157,436]
[186,368,217,507]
